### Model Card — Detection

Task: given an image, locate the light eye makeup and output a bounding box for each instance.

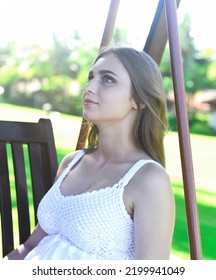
[102,74,115,83]
[87,69,118,84]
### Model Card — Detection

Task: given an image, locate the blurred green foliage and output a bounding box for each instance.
[0,16,216,116]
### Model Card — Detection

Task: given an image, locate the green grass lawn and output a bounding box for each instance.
[0,103,215,259]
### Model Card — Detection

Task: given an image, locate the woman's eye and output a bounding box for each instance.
[87,75,94,82]
[102,75,114,83]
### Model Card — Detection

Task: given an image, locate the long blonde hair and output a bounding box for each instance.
[85,47,168,167]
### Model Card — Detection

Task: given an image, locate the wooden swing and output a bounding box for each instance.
[76,0,202,260]
[0,0,202,260]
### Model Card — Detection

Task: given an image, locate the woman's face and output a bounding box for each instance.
[83,53,137,126]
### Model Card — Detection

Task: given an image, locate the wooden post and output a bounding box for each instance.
[164,0,202,259]
[144,0,181,65]
[76,0,120,150]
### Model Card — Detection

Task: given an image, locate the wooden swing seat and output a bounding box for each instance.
[0,118,58,257]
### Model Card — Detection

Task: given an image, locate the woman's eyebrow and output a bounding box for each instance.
[99,70,119,78]
[89,69,120,78]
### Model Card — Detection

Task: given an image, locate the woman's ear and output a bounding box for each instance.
[139,103,146,109]
[132,100,146,110]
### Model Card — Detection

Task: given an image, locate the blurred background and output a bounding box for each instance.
[0,0,215,259]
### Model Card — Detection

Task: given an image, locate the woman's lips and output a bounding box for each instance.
[84,98,98,105]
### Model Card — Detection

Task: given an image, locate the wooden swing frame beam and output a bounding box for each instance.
[76,0,202,260]
[76,0,120,151]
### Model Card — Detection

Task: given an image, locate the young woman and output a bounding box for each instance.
[5,47,175,260]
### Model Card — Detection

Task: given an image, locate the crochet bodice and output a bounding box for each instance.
[37,150,158,260]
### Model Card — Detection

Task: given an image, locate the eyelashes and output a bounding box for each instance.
[87,74,116,84]
[87,74,94,82]
[102,74,115,83]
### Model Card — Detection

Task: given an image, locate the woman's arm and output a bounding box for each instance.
[4,150,81,260]
[133,164,175,260]
[4,224,47,260]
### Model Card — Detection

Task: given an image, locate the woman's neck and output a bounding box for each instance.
[95,123,139,163]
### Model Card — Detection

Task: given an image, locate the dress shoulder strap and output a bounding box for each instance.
[67,150,86,169]
[57,150,85,181]
[118,159,162,188]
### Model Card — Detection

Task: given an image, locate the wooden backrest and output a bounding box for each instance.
[0,118,58,257]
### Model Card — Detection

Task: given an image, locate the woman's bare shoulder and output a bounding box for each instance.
[132,162,175,259]
[55,150,83,178]
[132,161,174,205]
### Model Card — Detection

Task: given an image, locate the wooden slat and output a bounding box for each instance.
[28,143,47,224]
[0,121,49,143]
[11,143,31,244]
[0,143,14,256]
[39,119,58,186]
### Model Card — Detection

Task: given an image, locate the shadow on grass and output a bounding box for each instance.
[172,182,216,260]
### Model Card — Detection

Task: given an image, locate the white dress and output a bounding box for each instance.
[25,150,161,260]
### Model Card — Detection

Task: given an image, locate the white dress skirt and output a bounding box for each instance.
[25,234,100,260]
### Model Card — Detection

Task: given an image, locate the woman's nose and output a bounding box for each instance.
[84,79,96,95]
